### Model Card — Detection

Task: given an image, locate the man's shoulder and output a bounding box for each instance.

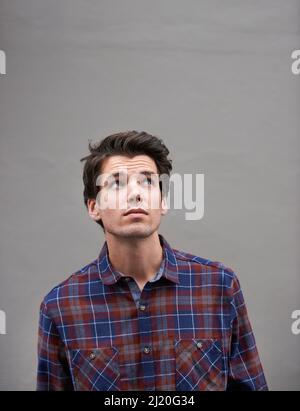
[40,258,100,311]
[172,246,237,280]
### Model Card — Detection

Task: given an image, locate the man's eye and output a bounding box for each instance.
[111,180,119,188]
[111,179,126,188]
[108,176,155,188]
[142,177,153,185]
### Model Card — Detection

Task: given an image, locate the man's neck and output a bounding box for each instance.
[105,232,164,284]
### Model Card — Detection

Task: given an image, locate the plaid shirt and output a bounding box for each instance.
[37,234,268,391]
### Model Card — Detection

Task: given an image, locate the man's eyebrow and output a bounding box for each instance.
[138,170,158,177]
[107,170,158,179]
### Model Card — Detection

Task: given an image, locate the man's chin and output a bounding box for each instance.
[107,224,155,239]
[121,229,153,239]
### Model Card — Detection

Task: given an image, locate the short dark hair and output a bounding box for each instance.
[80,130,173,229]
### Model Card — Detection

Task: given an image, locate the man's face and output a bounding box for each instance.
[88,155,168,239]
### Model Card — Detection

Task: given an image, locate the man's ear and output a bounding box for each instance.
[87,198,102,222]
[161,196,168,216]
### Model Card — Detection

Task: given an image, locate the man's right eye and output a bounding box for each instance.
[110,179,126,189]
[110,180,118,188]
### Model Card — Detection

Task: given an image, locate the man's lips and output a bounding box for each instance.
[123,208,148,216]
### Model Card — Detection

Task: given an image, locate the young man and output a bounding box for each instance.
[36,131,268,391]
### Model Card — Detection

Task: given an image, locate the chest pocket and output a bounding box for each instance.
[69,346,120,391]
[175,338,225,391]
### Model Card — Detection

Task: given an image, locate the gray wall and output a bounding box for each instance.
[0,0,299,390]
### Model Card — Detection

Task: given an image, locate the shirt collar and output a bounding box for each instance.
[96,234,180,286]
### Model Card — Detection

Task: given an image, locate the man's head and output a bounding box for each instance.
[80,131,172,239]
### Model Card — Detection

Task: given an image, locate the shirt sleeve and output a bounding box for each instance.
[36,300,74,391]
[226,273,268,391]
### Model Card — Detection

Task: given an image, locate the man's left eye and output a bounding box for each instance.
[143,177,153,185]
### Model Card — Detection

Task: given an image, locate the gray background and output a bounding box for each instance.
[0,0,299,391]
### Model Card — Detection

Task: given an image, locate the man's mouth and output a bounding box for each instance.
[123,208,148,216]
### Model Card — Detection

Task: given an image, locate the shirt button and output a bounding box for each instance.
[89,352,96,360]
[143,346,151,354]
[139,304,146,311]
[196,341,203,349]
[125,277,131,282]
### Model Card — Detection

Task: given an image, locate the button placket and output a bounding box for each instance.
[143,346,151,354]
[137,288,155,389]
[139,303,146,311]
[89,352,96,360]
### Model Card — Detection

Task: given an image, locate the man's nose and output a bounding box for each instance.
[127,180,143,204]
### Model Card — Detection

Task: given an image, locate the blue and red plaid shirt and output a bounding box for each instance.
[36,234,268,391]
